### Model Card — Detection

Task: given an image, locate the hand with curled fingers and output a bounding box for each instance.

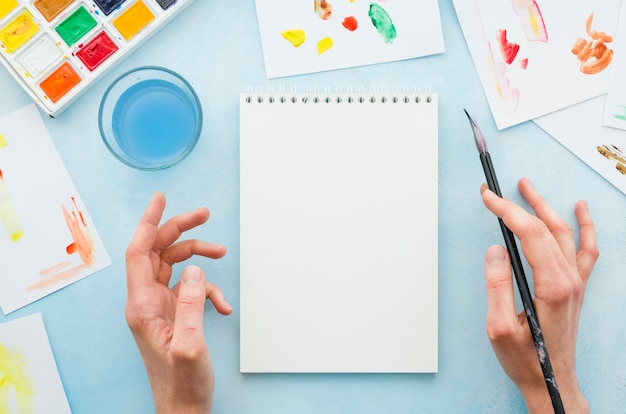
[125,192,232,414]
[481,178,598,414]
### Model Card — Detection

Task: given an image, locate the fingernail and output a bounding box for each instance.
[183,266,202,285]
[486,245,506,265]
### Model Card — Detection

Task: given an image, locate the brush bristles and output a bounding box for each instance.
[464,109,488,154]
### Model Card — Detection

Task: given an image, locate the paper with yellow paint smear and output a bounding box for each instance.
[0,105,111,314]
[453,0,621,130]
[0,313,71,413]
[254,0,444,78]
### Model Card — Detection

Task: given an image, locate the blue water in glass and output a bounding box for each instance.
[111,79,198,167]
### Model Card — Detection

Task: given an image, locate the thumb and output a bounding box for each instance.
[484,245,518,342]
[172,266,207,349]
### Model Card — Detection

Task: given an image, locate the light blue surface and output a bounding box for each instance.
[0,1,624,413]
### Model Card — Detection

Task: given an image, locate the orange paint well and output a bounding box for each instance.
[34,0,74,22]
[39,61,81,103]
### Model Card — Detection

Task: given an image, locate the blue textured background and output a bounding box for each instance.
[0,1,624,412]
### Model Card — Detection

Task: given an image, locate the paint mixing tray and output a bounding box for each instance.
[0,0,197,117]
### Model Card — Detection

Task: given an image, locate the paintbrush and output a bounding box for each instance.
[464,109,565,414]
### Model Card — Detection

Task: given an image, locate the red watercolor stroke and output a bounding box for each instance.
[497,29,520,64]
[342,16,358,31]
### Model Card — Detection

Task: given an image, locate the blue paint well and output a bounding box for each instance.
[93,0,125,15]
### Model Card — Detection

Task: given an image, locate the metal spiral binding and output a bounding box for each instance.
[243,86,433,104]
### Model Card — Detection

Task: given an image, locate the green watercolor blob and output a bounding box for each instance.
[55,6,97,46]
[368,4,396,43]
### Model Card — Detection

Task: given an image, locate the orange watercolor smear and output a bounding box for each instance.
[571,12,614,75]
[29,197,95,291]
[314,0,332,20]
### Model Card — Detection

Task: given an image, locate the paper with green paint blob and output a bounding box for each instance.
[368,4,396,43]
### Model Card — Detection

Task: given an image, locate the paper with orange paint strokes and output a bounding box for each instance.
[0,313,71,413]
[603,1,626,131]
[254,0,444,79]
[453,0,621,130]
[0,105,111,314]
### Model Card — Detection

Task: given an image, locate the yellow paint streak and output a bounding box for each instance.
[528,9,541,37]
[0,170,24,242]
[281,29,306,47]
[0,134,7,148]
[317,37,333,55]
[0,343,35,414]
[0,10,39,53]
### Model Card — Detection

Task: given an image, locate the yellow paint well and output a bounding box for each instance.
[0,0,18,21]
[0,10,39,53]
[112,0,155,41]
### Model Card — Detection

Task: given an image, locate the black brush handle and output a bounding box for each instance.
[480,152,565,414]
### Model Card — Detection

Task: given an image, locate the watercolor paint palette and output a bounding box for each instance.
[0,0,196,116]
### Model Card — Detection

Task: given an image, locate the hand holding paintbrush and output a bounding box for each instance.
[465,110,599,413]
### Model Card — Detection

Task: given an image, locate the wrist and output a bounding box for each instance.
[522,383,588,414]
[155,398,212,414]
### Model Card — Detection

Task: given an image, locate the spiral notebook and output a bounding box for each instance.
[240,91,438,373]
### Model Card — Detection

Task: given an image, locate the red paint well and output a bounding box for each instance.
[76,31,119,71]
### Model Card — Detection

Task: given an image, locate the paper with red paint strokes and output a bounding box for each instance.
[0,105,111,314]
[453,0,621,130]
[254,0,445,78]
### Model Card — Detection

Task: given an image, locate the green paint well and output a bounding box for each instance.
[55,6,97,46]
[368,4,396,43]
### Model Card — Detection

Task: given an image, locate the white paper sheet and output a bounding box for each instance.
[254,0,445,78]
[240,92,438,372]
[604,1,626,130]
[534,95,626,195]
[454,0,621,130]
[0,313,72,413]
[0,105,111,314]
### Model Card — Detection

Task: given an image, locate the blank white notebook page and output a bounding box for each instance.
[240,92,438,373]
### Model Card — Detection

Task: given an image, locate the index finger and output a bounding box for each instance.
[153,206,210,252]
[481,188,567,281]
[126,192,166,293]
